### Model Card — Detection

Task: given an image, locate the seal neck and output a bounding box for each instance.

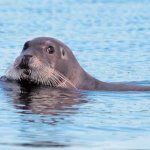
[71,68,102,90]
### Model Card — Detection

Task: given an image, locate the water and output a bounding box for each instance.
[0,0,150,149]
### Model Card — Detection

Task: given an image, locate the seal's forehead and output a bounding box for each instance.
[30,37,61,47]
[29,37,70,50]
[31,37,52,44]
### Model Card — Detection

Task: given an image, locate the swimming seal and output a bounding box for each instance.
[5,37,150,91]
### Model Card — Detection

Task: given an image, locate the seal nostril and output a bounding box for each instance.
[19,55,32,69]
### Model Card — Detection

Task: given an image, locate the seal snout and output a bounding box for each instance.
[19,54,33,69]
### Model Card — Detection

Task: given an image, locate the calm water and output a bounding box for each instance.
[0,0,150,149]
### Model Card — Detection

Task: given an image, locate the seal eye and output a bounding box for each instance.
[46,46,55,54]
[23,41,29,51]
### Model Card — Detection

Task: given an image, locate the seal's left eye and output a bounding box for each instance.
[46,46,55,54]
[23,41,29,51]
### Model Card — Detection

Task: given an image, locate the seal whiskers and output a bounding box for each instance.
[5,65,23,80]
[52,69,76,89]
[5,61,76,89]
[34,63,76,88]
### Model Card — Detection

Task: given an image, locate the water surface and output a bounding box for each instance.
[0,0,150,149]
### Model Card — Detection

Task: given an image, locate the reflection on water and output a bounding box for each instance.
[1,79,87,117]
[1,79,150,149]
[0,141,68,148]
[15,85,86,116]
[0,79,87,148]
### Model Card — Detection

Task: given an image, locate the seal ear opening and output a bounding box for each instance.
[60,47,66,59]
[62,49,65,56]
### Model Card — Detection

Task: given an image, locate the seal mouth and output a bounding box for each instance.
[22,69,31,76]
[19,69,42,86]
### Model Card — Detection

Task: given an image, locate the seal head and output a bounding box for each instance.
[6,37,80,89]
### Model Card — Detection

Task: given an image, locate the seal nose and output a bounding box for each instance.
[23,55,32,61]
[19,55,33,69]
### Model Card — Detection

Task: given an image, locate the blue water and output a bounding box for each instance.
[0,0,150,149]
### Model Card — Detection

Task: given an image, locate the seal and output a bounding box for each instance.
[5,37,150,91]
